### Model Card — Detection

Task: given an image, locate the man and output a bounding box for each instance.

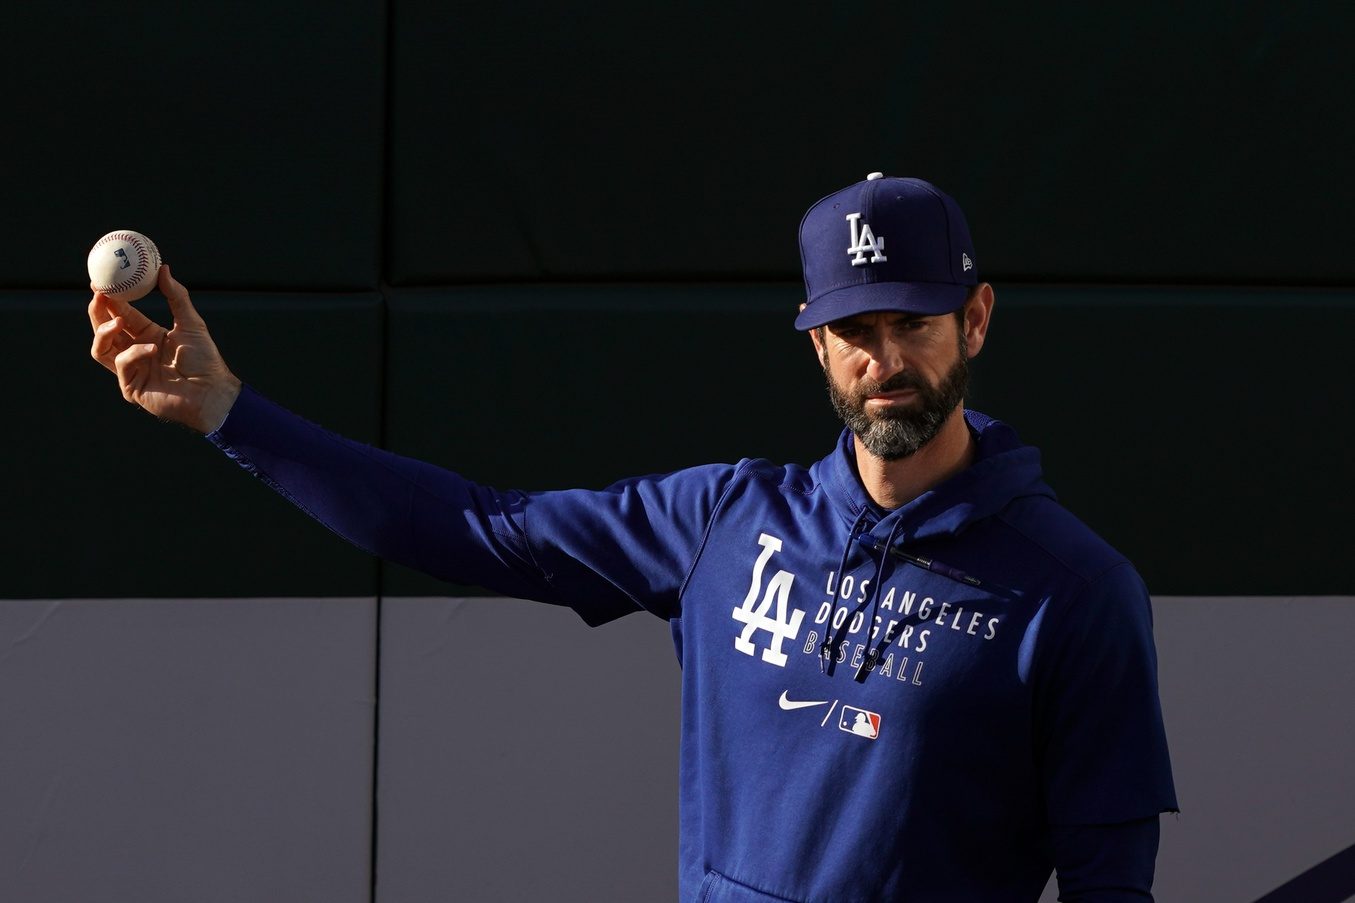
[88,173,1177,901]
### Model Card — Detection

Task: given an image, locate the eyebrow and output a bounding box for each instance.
[831,312,925,329]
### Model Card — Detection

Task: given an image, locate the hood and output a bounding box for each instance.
[821,409,1055,543]
[815,409,1055,681]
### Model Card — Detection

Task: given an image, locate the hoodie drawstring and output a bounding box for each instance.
[822,516,904,678]
[848,520,905,682]
[819,507,872,676]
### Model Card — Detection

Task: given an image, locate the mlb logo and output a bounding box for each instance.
[839,706,881,740]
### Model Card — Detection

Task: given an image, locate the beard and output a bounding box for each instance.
[823,339,969,461]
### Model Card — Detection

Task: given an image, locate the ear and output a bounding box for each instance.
[801,303,827,367]
[962,283,995,359]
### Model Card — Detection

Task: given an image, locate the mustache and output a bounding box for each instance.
[855,371,928,398]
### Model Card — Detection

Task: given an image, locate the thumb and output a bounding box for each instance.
[159,264,204,326]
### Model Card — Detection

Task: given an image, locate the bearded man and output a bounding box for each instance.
[88,173,1177,902]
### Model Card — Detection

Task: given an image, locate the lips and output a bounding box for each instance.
[865,388,919,406]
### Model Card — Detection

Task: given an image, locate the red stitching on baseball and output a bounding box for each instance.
[97,232,158,295]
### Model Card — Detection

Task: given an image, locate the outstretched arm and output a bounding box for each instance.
[88,265,240,434]
[206,385,736,623]
[89,270,733,622]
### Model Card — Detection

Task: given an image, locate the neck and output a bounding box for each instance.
[854,406,976,510]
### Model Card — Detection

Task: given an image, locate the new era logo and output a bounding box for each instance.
[839,706,881,740]
[962,252,973,272]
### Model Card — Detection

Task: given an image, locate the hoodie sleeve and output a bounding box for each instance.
[1032,562,1179,826]
[1051,817,1160,901]
[207,385,737,624]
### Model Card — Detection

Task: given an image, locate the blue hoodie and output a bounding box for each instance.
[209,387,1177,902]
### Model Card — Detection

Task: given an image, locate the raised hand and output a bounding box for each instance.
[88,264,241,433]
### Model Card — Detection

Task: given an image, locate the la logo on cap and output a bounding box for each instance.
[846,212,887,266]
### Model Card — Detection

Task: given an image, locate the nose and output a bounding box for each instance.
[864,336,906,383]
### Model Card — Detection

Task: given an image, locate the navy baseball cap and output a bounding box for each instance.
[794,173,979,331]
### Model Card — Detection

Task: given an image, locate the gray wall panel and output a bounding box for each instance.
[1151,597,1355,902]
[2,593,1348,901]
[0,597,376,903]
[377,595,1355,903]
[376,596,680,902]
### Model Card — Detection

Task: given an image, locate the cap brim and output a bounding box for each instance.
[794,281,968,331]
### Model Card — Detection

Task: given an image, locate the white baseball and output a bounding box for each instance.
[87,230,162,303]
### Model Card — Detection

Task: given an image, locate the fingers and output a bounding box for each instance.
[159,264,203,327]
[88,289,155,337]
[87,292,113,330]
[113,342,160,404]
[90,315,129,372]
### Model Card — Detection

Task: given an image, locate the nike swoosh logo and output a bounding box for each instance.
[779,691,830,710]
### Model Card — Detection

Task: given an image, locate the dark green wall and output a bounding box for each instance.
[3,1,1350,597]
